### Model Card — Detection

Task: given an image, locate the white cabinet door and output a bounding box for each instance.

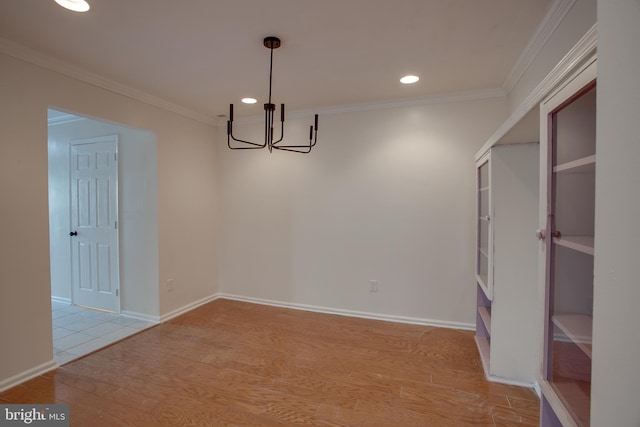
[476,152,492,300]
[539,59,596,427]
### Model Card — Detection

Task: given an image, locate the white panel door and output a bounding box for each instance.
[70,136,120,313]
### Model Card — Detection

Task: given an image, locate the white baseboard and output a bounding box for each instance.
[485,374,537,389]
[0,360,57,393]
[121,294,221,324]
[50,296,71,305]
[533,380,542,397]
[120,310,160,323]
[159,293,220,323]
[219,293,475,331]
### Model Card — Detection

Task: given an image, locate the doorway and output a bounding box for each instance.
[47,108,159,364]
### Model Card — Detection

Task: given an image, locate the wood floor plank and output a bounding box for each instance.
[0,299,539,426]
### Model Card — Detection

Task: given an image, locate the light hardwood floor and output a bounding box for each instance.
[0,299,539,426]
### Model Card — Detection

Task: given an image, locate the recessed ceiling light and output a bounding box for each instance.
[241,98,257,104]
[400,75,420,84]
[54,0,91,12]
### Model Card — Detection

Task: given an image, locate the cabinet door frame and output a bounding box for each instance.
[475,151,493,300]
[540,59,596,379]
[538,59,597,426]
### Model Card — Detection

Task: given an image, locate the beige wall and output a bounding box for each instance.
[217,97,507,326]
[0,52,218,386]
[592,0,640,424]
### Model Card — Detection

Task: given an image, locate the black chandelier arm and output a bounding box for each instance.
[227,121,267,149]
[228,139,266,149]
[310,114,319,148]
[228,138,266,149]
[272,146,312,154]
[227,104,266,149]
[267,103,285,146]
[265,105,274,151]
[271,114,318,151]
[271,133,317,150]
[271,129,318,154]
[270,120,286,146]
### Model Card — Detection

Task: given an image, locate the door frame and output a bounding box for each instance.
[48,107,160,323]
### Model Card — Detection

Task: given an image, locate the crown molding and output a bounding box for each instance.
[0,37,217,126]
[217,87,507,127]
[47,112,86,126]
[316,87,506,115]
[502,0,577,94]
[476,23,596,161]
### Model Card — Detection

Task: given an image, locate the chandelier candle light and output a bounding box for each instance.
[227,36,319,153]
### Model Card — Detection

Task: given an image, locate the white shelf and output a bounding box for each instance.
[478,306,491,332]
[477,273,488,291]
[553,235,594,255]
[540,380,584,427]
[554,154,596,173]
[552,314,593,359]
[479,186,489,192]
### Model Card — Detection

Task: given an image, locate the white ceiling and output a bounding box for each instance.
[0,0,553,121]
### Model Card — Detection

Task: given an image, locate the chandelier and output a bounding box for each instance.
[227,36,319,153]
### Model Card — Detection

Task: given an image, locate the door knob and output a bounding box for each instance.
[69,231,78,236]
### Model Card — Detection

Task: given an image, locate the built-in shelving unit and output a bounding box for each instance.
[540,61,596,427]
[474,115,539,385]
[476,284,491,376]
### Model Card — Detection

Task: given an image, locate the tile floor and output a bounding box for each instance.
[52,300,156,366]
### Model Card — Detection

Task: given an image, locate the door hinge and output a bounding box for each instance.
[114,153,118,161]
[116,289,119,297]
[115,220,118,229]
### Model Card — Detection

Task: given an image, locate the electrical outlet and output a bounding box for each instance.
[369,280,378,293]
[167,278,174,292]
